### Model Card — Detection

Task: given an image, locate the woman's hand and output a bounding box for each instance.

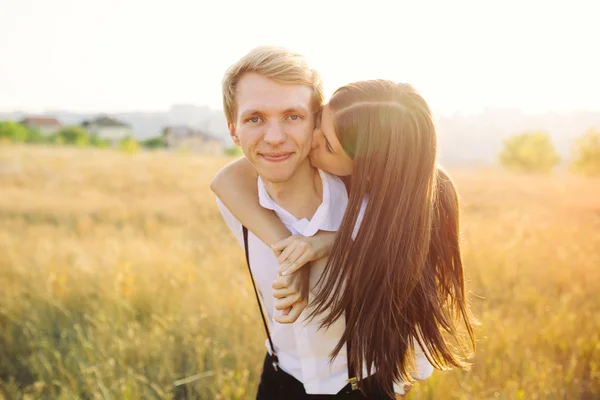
[272,272,309,324]
[270,231,335,324]
[271,231,336,276]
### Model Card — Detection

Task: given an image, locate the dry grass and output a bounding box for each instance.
[0,145,598,399]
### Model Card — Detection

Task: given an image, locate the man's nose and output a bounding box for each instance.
[263,121,286,145]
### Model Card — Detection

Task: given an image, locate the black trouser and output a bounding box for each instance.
[256,353,394,400]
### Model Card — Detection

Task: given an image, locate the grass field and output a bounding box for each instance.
[0,146,598,400]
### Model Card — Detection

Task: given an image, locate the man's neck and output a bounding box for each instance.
[262,160,323,220]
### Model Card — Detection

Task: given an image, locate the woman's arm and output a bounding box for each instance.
[211,157,337,267]
[211,156,310,324]
[210,157,338,323]
[210,157,290,246]
[272,232,337,275]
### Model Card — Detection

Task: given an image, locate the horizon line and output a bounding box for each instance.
[3,105,600,118]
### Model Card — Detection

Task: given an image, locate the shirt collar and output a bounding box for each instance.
[258,169,348,236]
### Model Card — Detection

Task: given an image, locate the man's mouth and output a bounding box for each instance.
[261,153,293,162]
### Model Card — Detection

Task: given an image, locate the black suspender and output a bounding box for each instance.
[346,306,359,390]
[242,226,279,371]
[242,225,359,391]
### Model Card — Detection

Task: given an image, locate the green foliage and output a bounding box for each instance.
[224,146,243,157]
[24,127,57,144]
[140,136,165,149]
[25,128,43,143]
[0,121,29,143]
[89,136,111,148]
[499,130,560,173]
[56,126,89,146]
[119,136,139,154]
[570,128,600,177]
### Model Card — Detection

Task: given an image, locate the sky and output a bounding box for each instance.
[0,0,598,116]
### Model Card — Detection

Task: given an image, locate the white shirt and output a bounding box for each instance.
[216,169,433,395]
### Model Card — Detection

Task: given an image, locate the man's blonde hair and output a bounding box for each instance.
[222,46,325,125]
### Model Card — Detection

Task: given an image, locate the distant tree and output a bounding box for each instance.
[140,136,165,149]
[499,130,560,173]
[570,128,600,177]
[25,127,44,143]
[89,136,111,148]
[0,121,29,143]
[119,136,139,154]
[224,145,243,157]
[56,126,89,146]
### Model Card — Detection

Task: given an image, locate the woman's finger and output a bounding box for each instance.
[274,300,306,324]
[281,252,312,276]
[272,275,292,290]
[271,236,294,252]
[279,246,305,273]
[276,242,297,265]
[272,287,295,299]
[274,294,301,311]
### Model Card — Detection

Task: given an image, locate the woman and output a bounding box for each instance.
[211,80,475,398]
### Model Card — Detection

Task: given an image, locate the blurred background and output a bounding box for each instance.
[1,0,598,399]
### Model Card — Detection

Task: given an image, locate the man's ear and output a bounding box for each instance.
[228,122,241,146]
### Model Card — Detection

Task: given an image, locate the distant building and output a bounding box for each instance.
[162,126,223,155]
[20,116,62,136]
[81,116,132,144]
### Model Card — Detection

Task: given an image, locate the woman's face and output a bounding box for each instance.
[309,104,354,176]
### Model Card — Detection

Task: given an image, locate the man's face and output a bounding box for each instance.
[228,72,315,183]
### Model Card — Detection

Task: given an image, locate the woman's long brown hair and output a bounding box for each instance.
[308,80,475,398]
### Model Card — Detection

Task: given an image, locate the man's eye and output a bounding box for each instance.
[248,117,260,123]
[288,115,301,121]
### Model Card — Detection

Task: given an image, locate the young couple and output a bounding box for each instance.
[211,46,475,399]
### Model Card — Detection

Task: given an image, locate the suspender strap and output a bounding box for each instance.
[346,306,359,391]
[242,225,358,389]
[242,226,279,370]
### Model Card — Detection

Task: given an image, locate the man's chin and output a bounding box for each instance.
[257,172,293,184]
[254,159,295,183]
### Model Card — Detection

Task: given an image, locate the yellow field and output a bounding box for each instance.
[0,146,598,400]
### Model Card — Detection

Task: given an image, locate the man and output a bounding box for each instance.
[213,46,423,398]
